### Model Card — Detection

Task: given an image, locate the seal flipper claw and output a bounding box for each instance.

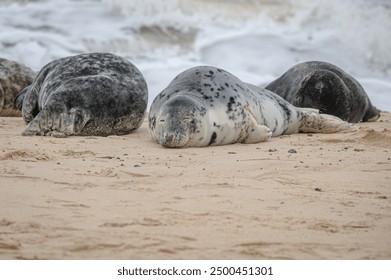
[47,131,67,138]
[21,118,43,136]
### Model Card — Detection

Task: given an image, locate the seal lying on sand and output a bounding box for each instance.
[265,61,380,123]
[149,66,352,148]
[0,58,35,117]
[15,52,148,137]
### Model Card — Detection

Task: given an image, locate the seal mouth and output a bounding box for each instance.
[160,131,189,148]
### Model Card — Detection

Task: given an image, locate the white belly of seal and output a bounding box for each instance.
[188,105,251,146]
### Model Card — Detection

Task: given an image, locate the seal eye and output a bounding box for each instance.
[159,119,165,123]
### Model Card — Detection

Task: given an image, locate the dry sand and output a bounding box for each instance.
[0,113,390,260]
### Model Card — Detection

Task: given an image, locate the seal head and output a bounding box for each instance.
[155,95,204,148]
[296,70,351,121]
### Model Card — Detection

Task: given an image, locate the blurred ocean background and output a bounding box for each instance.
[1,0,390,111]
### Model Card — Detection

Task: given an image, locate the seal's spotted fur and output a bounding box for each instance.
[149,66,352,148]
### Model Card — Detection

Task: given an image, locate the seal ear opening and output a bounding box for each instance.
[14,86,30,111]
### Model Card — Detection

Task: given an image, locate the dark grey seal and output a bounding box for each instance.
[0,58,35,116]
[149,66,352,148]
[15,52,148,137]
[265,61,380,123]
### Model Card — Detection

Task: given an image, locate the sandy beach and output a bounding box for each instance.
[0,112,390,260]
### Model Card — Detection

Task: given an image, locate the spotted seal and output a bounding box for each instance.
[0,58,35,116]
[149,66,352,148]
[265,61,380,123]
[14,52,148,137]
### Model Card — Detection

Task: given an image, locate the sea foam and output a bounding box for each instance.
[0,0,389,111]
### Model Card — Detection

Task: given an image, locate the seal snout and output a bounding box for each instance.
[160,131,188,148]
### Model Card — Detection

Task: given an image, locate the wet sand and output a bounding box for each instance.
[0,113,390,259]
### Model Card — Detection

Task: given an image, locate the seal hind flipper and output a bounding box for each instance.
[299,111,355,134]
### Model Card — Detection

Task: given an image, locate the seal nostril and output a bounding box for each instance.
[160,133,176,147]
[165,134,174,143]
[315,81,324,90]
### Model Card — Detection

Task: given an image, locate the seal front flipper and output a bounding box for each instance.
[22,106,91,137]
[299,111,356,134]
[18,85,40,124]
[62,107,91,135]
[241,109,272,144]
[14,86,29,111]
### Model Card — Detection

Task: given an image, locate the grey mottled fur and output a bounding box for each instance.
[15,52,148,137]
[0,58,35,116]
[266,61,380,123]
